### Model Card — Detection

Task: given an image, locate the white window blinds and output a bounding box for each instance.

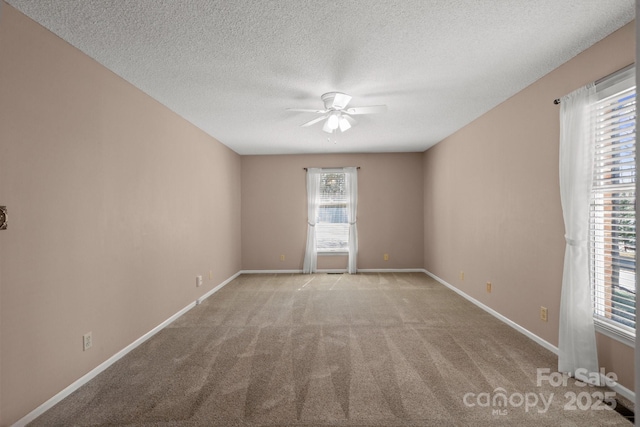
[590,68,636,339]
[316,172,349,252]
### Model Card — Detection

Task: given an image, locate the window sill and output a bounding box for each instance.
[594,320,635,348]
[318,251,348,256]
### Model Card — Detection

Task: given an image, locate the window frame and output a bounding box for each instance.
[315,169,350,255]
[589,65,636,347]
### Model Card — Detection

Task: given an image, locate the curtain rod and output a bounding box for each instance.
[303,167,360,171]
[553,63,635,105]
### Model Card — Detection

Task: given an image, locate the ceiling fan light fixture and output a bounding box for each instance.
[327,113,340,130]
[339,116,351,132]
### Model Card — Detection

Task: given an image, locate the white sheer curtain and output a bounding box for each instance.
[303,168,321,273]
[558,83,600,385]
[345,167,358,274]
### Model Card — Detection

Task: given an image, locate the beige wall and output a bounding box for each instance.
[241,153,424,270]
[423,22,636,391]
[0,4,242,425]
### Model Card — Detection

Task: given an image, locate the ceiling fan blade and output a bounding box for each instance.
[332,93,352,110]
[301,115,329,127]
[345,105,387,115]
[343,114,356,124]
[286,108,327,114]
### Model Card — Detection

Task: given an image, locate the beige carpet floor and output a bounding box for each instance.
[30,273,632,426]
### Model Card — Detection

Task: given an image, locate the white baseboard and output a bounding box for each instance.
[358,268,428,273]
[240,269,303,274]
[423,270,636,403]
[240,269,357,274]
[12,271,240,427]
[240,268,464,276]
[611,381,635,403]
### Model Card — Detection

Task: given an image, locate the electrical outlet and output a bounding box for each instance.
[540,306,548,322]
[280,254,285,261]
[383,253,389,261]
[460,271,465,281]
[196,275,203,287]
[486,282,492,293]
[209,270,213,280]
[83,332,92,351]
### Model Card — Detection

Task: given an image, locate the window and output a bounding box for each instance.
[303,166,358,274]
[316,172,349,252]
[590,66,636,342]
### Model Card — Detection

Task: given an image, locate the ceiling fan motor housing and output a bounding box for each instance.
[321,92,348,110]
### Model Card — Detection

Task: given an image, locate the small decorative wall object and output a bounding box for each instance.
[0,206,7,230]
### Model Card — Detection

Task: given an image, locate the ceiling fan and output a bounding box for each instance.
[287,92,387,133]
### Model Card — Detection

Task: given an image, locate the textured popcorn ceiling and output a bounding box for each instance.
[6,1,635,155]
